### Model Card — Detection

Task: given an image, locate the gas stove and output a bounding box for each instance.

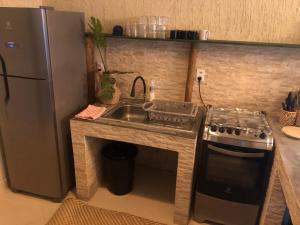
[203,107,274,150]
[195,107,274,225]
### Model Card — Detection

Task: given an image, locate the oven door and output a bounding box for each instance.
[197,141,269,205]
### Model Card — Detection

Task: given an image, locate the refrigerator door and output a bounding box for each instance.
[45,10,87,194]
[0,8,48,79]
[0,76,62,198]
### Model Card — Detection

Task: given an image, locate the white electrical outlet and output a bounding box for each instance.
[196,69,205,83]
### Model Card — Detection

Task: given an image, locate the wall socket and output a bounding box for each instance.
[196,69,205,83]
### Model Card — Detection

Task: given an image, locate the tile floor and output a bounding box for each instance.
[0,181,61,225]
[0,166,211,225]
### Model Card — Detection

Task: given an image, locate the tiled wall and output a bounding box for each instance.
[191,44,300,112]
[136,145,178,173]
[106,39,300,113]
[106,39,190,101]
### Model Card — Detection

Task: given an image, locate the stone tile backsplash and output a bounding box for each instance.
[106,39,300,113]
[192,44,300,112]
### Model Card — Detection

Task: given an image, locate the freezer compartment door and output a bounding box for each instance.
[0,8,48,79]
[0,77,63,198]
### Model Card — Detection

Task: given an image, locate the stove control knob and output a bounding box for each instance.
[227,128,233,134]
[211,125,217,132]
[259,132,267,139]
[219,127,225,133]
[235,129,241,136]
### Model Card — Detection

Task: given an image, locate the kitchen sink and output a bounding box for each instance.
[101,100,203,135]
[103,104,147,123]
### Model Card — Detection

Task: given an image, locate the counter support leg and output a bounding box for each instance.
[260,162,286,225]
[174,151,196,225]
[72,135,99,201]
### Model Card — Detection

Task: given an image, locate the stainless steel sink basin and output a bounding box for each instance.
[101,100,202,136]
[103,104,147,123]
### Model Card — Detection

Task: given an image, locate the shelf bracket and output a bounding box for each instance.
[184,42,197,102]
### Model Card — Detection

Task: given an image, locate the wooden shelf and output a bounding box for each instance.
[104,34,300,48]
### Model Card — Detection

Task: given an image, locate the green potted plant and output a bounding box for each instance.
[85,17,121,104]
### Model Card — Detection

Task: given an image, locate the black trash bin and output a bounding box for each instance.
[102,141,138,195]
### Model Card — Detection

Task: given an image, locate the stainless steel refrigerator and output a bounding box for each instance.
[0,7,87,200]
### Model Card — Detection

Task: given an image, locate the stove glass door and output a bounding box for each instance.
[197,141,269,205]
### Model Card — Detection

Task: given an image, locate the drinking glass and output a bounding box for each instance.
[125,23,131,37]
[138,23,147,38]
[131,22,138,37]
[157,16,169,39]
[137,17,148,38]
[148,16,157,39]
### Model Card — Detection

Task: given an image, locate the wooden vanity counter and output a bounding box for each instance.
[70,109,204,225]
[260,116,300,225]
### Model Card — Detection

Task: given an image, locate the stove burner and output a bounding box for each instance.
[204,107,274,150]
[210,108,269,131]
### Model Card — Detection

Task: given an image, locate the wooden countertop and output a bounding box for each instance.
[268,116,300,224]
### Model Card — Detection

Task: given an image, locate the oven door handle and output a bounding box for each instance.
[208,144,265,158]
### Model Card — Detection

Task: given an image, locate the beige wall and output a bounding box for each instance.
[43,0,300,44]
[0,0,42,7]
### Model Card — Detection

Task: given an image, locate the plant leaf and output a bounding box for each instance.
[85,16,108,71]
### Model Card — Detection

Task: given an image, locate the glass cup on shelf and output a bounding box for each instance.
[138,23,147,38]
[125,23,131,37]
[148,24,157,39]
[125,16,170,39]
[157,16,169,39]
[131,22,138,37]
[138,16,148,38]
[148,16,157,39]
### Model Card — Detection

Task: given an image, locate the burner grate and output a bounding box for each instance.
[209,107,269,131]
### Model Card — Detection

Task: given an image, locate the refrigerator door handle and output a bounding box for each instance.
[0,54,10,102]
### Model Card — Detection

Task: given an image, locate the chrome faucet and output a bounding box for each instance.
[130,76,146,101]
